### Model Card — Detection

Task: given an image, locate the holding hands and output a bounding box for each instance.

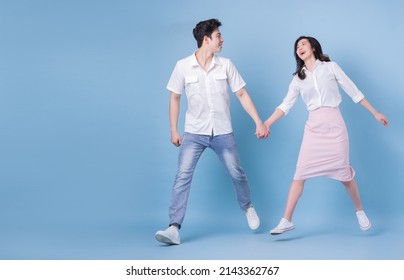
[256,122,270,139]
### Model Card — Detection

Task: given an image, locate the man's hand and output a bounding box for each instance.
[171,131,182,147]
[256,122,270,139]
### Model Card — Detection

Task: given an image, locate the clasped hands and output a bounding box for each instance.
[255,122,270,139]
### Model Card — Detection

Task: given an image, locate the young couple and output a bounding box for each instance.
[155,19,389,245]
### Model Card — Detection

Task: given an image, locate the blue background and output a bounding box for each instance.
[0,0,403,259]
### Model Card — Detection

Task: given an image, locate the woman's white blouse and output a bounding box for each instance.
[278,60,365,114]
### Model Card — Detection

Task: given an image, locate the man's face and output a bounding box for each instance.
[206,29,223,52]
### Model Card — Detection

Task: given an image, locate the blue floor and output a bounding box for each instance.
[2,209,403,260]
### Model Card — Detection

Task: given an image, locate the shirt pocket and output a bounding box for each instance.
[214,73,228,93]
[185,75,199,95]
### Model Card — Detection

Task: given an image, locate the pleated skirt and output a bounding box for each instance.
[293,107,355,181]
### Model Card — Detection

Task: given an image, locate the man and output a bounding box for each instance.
[155,19,268,245]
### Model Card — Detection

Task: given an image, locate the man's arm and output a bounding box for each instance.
[235,87,269,138]
[169,92,182,146]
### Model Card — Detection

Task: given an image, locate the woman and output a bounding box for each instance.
[265,36,389,235]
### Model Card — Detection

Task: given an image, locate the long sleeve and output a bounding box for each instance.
[331,62,365,103]
[277,77,301,115]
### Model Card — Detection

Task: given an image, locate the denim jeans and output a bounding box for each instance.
[169,132,252,227]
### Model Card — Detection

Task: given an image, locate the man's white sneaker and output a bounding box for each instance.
[356,210,371,231]
[270,218,295,235]
[245,206,260,230]
[155,225,180,245]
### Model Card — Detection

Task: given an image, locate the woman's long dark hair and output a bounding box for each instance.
[293,36,330,80]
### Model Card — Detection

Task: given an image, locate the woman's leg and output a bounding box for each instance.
[342,179,371,230]
[270,179,305,234]
[283,179,305,221]
[342,179,363,211]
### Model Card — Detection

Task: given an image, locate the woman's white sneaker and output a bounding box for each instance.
[356,210,371,231]
[270,218,295,235]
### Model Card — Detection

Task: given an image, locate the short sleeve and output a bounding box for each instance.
[226,59,246,93]
[166,61,184,95]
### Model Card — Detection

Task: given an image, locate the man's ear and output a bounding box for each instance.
[203,35,210,45]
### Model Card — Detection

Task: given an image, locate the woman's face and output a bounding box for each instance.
[296,38,314,61]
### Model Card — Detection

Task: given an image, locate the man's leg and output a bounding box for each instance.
[211,133,259,230]
[168,133,207,226]
[156,133,207,245]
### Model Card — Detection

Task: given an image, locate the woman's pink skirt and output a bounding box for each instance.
[293,107,355,181]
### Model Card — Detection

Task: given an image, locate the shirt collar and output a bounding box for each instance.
[189,52,221,69]
[303,59,322,71]
[190,52,199,67]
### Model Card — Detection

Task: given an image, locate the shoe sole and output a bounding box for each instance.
[360,222,372,231]
[248,221,260,231]
[155,233,180,245]
[270,226,295,235]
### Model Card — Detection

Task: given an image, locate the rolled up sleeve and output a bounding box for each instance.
[277,78,300,114]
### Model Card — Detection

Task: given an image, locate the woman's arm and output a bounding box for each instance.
[359,98,389,126]
[264,108,286,129]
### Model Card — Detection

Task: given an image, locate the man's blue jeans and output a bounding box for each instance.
[169,132,252,227]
